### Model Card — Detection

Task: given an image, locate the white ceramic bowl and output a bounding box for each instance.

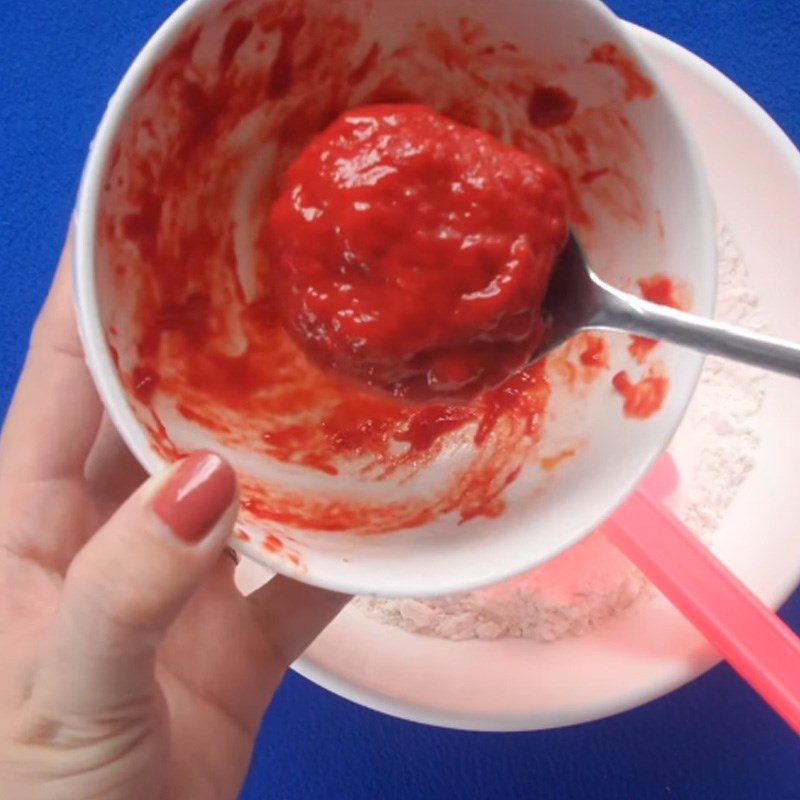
[74,0,714,597]
[281,27,800,731]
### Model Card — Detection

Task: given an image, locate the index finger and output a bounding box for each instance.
[0,230,104,488]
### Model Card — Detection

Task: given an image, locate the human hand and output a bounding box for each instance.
[0,230,349,799]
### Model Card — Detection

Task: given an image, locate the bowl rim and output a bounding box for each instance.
[74,0,222,481]
[292,22,800,732]
[73,0,716,598]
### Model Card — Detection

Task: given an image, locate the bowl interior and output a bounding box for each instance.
[78,0,714,596]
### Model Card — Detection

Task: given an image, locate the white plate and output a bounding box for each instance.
[272,25,800,731]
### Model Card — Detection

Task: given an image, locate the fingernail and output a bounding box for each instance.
[152,451,236,543]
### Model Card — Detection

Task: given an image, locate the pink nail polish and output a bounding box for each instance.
[152,451,236,543]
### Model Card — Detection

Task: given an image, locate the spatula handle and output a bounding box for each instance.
[607,488,800,737]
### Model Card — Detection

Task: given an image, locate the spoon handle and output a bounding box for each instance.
[596,279,800,377]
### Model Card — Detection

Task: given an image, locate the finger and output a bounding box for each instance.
[154,564,350,743]
[246,575,350,675]
[31,451,238,718]
[159,562,350,733]
[0,228,103,487]
[84,412,148,514]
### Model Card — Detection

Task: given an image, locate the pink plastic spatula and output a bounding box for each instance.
[605,454,800,736]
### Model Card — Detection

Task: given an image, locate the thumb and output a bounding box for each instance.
[36,450,238,718]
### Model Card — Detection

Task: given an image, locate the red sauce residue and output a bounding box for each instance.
[394,406,477,451]
[458,17,485,47]
[101,6,659,536]
[628,274,685,363]
[462,493,506,523]
[628,336,657,364]
[579,334,608,368]
[267,104,568,402]
[348,42,380,84]
[587,43,655,102]
[267,15,305,99]
[177,403,231,433]
[580,167,610,185]
[143,26,202,93]
[540,448,576,471]
[259,530,302,566]
[527,85,577,129]
[132,367,159,403]
[612,370,668,418]
[473,369,546,446]
[638,274,681,307]
[219,18,254,72]
[225,363,550,533]
[565,131,589,162]
[108,343,121,370]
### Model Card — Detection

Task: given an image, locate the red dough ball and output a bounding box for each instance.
[266,104,568,402]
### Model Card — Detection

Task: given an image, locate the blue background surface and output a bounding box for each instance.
[2,0,799,796]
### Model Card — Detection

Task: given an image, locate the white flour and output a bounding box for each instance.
[356,221,767,642]
[669,223,767,537]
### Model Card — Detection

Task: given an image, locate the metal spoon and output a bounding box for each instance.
[535,232,800,375]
